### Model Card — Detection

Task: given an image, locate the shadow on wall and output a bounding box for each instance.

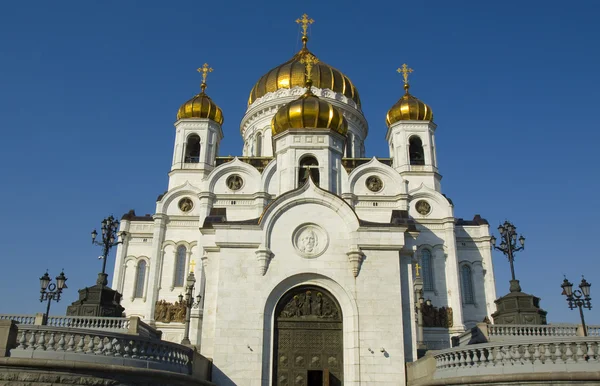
[211,365,237,386]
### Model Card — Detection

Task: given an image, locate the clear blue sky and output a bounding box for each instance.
[0,0,598,325]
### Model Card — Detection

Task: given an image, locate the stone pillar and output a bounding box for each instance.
[0,320,18,357]
[113,219,131,292]
[481,236,497,317]
[143,213,168,325]
[443,221,465,331]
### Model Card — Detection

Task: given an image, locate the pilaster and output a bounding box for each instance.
[143,213,168,324]
[443,221,465,331]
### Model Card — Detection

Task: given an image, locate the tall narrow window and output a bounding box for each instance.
[134,260,147,298]
[174,246,187,287]
[255,132,262,156]
[461,265,475,304]
[185,135,201,163]
[409,136,425,165]
[346,133,353,157]
[298,156,320,187]
[421,249,434,291]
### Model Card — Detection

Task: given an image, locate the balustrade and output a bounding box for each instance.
[11,325,192,375]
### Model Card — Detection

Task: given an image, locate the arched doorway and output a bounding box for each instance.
[274,286,343,386]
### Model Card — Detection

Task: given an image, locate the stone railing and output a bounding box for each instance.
[0,314,161,340]
[10,324,192,374]
[0,315,35,325]
[454,323,598,347]
[433,336,599,377]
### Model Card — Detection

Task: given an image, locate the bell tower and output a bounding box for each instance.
[386,64,441,192]
[170,64,224,189]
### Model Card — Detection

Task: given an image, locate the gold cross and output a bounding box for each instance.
[300,52,319,85]
[197,63,213,92]
[415,263,421,277]
[189,259,196,273]
[296,13,314,38]
[397,63,413,85]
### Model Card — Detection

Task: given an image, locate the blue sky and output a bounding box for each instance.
[0,0,598,325]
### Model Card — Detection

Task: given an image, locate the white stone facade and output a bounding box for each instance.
[112,61,497,386]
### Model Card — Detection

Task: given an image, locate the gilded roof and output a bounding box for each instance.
[271,88,348,136]
[248,47,361,108]
[385,84,433,126]
[177,92,224,124]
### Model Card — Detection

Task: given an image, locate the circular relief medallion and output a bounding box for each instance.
[293,224,329,258]
[365,175,383,192]
[226,174,243,191]
[178,197,193,213]
[415,200,432,215]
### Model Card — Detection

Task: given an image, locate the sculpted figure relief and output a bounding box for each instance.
[279,290,340,320]
[299,229,318,253]
[154,299,187,323]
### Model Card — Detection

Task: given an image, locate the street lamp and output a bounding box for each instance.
[92,215,125,286]
[561,276,592,336]
[39,271,67,325]
[490,220,525,292]
[179,270,202,345]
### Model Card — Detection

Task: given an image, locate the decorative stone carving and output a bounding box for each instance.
[278,289,340,320]
[255,248,274,276]
[292,224,328,258]
[347,248,365,277]
[154,299,186,323]
[178,197,193,212]
[226,174,243,191]
[416,200,432,215]
[365,175,383,192]
[421,304,453,328]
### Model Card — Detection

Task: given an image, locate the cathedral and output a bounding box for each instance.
[112,14,497,386]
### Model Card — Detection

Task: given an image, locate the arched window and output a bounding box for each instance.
[421,249,434,291]
[461,265,475,304]
[185,135,201,163]
[255,132,262,156]
[409,136,425,165]
[134,260,147,298]
[174,246,187,287]
[298,156,320,187]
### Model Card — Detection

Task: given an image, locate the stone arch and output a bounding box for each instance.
[261,272,360,386]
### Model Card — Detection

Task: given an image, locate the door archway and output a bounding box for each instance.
[274,286,343,386]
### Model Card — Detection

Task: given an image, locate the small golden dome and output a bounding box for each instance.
[271,84,348,136]
[248,46,361,108]
[177,92,224,124]
[385,83,433,127]
[177,63,224,124]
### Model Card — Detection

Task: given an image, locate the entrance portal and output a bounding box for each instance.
[274,286,343,386]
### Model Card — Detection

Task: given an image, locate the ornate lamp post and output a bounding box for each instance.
[39,271,67,325]
[91,215,124,286]
[490,220,525,292]
[179,268,202,346]
[561,277,592,336]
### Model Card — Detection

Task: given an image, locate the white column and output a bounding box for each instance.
[443,221,465,331]
[142,213,168,325]
[480,237,497,317]
[112,219,131,291]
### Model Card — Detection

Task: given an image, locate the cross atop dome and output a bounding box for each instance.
[397,63,413,94]
[296,13,314,47]
[197,63,213,93]
[300,52,319,88]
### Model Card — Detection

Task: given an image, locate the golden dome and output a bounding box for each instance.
[271,84,348,136]
[248,46,361,108]
[385,83,433,127]
[177,63,224,124]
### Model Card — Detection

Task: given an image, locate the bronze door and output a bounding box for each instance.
[274,286,343,386]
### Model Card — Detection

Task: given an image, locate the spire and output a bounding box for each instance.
[300,52,319,90]
[296,13,314,49]
[197,63,213,94]
[397,63,414,95]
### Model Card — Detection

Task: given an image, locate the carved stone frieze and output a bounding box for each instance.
[421,304,453,328]
[278,289,340,320]
[154,299,186,323]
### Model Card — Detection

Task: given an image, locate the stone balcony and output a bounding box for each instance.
[0,314,213,385]
[407,323,600,386]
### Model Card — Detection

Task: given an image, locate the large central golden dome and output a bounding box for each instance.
[248,46,361,108]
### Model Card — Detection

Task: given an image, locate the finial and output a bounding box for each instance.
[189,259,196,273]
[296,13,314,48]
[197,63,213,93]
[300,52,319,90]
[397,63,414,94]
